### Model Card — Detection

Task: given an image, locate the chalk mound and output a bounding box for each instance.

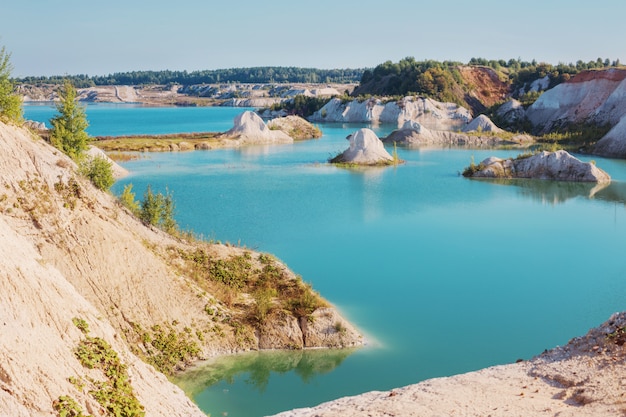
[461,114,503,133]
[267,115,322,140]
[465,150,610,182]
[330,128,395,165]
[224,111,293,144]
[384,120,527,148]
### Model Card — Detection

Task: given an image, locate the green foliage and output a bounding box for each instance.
[79,156,114,191]
[139,185,177,232]
[536,122,613,150]
[119,183,140,213]
[0,46,23,123]
[139,323,201,375]
[72,317,90,334]
[355,57,466,106]
[208,252,253,289]
[252,288,277,323]
[462,155,486,177]
[50,80,90,160]
[269,94,332,118]
[72,319,145,417]
[285,279,325,318]
[53,395,90,417]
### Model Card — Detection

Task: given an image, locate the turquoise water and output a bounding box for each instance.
[24,105,626,417]
[24,102,252,136]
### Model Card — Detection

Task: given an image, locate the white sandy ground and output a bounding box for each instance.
[272,312,626,417]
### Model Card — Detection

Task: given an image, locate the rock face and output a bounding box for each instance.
[223,110,293,144]
[0,121,363,416]
[461,114,503,133]
[267,115,322,140]
[527,68,626,131]
[496,99,526,124]
[383,120,531,148]
[330,128,394,165]
[310,96,471,129]
[592,116,626,157]
[519,68,626,159]
[466,150,611,183]
[270,312,626,417]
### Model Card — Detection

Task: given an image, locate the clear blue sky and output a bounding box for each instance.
[2,0,625,77]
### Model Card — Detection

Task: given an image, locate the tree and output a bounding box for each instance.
[139,185,177,233]
[0,46,23,123]
[50,80,90,159]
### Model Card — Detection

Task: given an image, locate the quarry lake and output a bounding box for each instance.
[25,104,626,417]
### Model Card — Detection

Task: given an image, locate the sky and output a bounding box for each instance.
[2,0,625,77]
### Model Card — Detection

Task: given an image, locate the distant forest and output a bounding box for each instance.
[15,67,366,87]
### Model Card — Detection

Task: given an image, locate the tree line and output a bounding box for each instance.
[15,67,366,87]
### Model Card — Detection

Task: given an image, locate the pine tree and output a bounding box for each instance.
[0,46,23,123]
[50,80,90,159]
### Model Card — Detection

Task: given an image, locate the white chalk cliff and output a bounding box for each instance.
[330,128,394,165]
[310,96,471,129]
[525,68,626,158]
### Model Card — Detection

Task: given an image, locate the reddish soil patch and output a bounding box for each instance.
[459,66,510,107]
[569,68,626,83]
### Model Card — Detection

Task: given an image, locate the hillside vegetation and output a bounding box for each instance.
[0,119,362,416]
[352,57,622,114]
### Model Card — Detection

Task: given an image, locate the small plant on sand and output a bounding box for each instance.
[462,155,485,177]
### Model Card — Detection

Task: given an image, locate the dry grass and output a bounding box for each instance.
[94,132,222,152]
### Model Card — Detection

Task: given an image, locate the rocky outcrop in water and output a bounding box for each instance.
[464,150,611,183]
[330,128,395,165]
[267,115,322,140]
[383,120,532,148]
[223,110,293,144]
[310,96,471,129]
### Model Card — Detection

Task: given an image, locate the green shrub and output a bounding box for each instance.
[119,183,140,213]
[79,156,114,191]
[139,185,177,233]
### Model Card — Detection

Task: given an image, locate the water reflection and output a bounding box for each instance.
[173,348,356,398]
[474,178,626,206]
